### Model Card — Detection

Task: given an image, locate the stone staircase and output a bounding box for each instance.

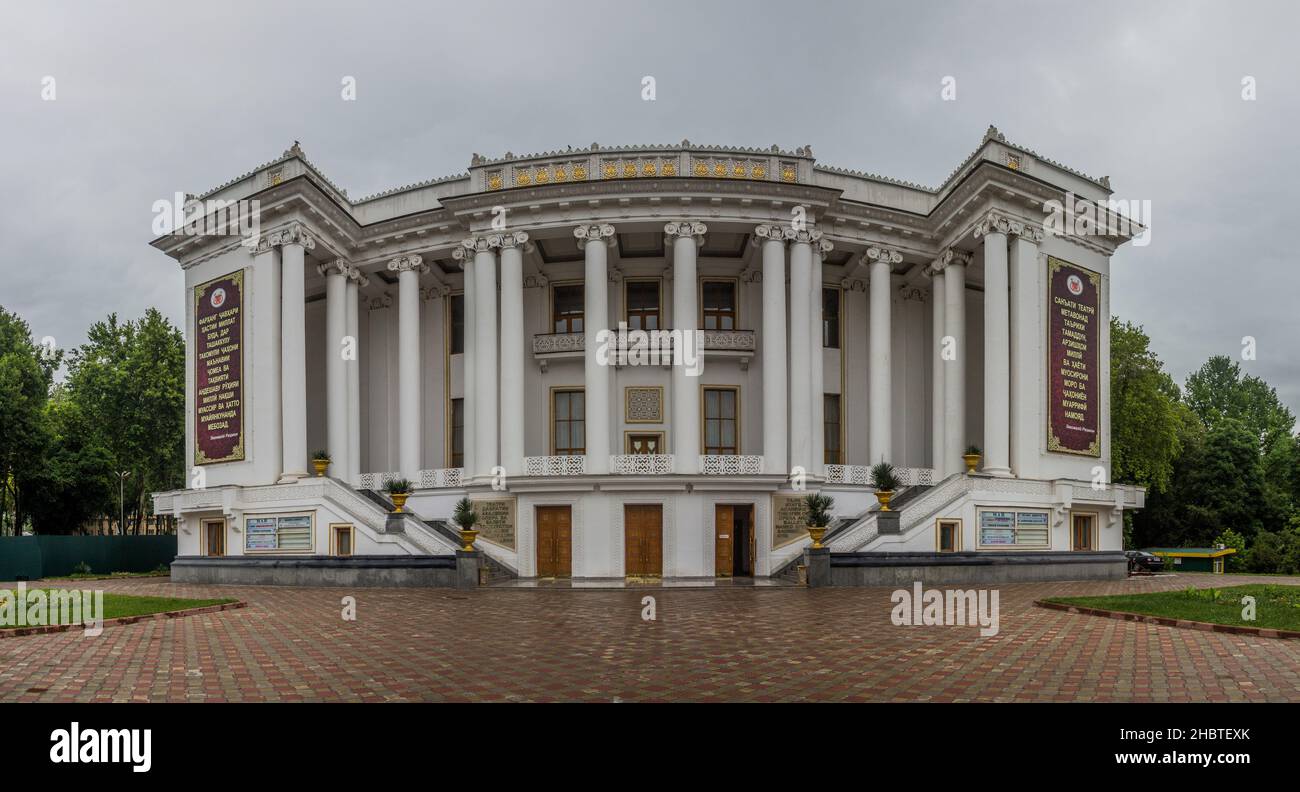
[355,488,517,581]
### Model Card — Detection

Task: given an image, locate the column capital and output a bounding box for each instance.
[573,223,615,249]
[841,277,867,292]
[664,220,707,243]
[368,292,393,310]
[974,211,1044,242]
[787,227,822,246]
[752,224,789,243]
[460,235,502,254]
[524,272,549,288]
[421,284,450,300]
[317,258,349,278]
[346,264,369,288]
[269,221,316,251]
[498,230,531,249]
[388,254,427,274]
[933,247,973,273]
[866,245,903,266]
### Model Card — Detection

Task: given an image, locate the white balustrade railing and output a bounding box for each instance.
[418,467,465,489]
[609,454,675,475]
[523,455,587,476]
[824,465,935,487]
[698,455,765,475]
[359,471,401,490]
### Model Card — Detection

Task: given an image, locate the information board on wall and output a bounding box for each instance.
[1046,257,1101,456]
[244,514,313,552]
[979,509,1051,548]
[771,494,810,549]
[472,497,516,550]
[194,269,246,465]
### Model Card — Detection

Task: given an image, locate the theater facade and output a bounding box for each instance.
[153,126,1144,584]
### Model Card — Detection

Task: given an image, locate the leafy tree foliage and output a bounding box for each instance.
[1109,318,1185,493]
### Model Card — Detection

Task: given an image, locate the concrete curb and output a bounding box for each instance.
[1034,599,1300,640]
[0,600,247,639]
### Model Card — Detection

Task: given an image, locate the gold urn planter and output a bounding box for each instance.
[806,526,827,549]
[875,490,895,511]
[389,493,410,513]
[311,458,330,477]
[459,528,479,552]
[962,453,981,474]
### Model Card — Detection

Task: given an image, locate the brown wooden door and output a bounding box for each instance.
[536,506,572,578]
[1071,515,1093,551]
[624,504,663,577]
[204,520,225,557]
[715,505,734,577]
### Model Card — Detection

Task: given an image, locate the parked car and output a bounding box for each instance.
[1126,550,1165,573]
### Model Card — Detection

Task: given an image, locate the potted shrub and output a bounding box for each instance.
[803,493,833,549]
[453,497,479,551]
[311,450,331,477]
[870,462,900,511]
[962,444,982,474]
[384,478,413,512]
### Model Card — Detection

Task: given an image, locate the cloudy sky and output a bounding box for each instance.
[1,0,1297,414]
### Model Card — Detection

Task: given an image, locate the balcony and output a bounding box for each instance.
[523,455,586,476]
[609,454,675,475]
[699,455,764,475]
[532,329,755,370]
[824,465,936,487]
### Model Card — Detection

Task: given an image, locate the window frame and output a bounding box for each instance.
[701,386,740,456]
[822,286,841,349]
[449,292,465,354]
[330,522,355,556]
[823,393,842,465]
[700,278,739,331]
[936,518,962,553]
[551,282,585,334]
[550,387,587,456]
[449,397,465,468]
[623,278,662,331]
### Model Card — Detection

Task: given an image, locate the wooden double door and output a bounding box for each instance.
[715,505,755,577]
[624,504,663,578]
[536,506,572,578]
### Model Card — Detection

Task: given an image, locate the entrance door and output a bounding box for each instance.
[1071,514,1094,551]
[203,519,225,557]
[624,504,663,577]
[536,506,572,578]
[715,505,755,577]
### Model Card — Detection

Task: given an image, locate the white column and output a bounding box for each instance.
[471,238,499,480]
[667,221,705,474]
[389,254,427,483]
[576,224,615,474]
[867,246,902,465]
[320,258,349,479]
[499,232,528,476]
[787,231,814,474]
[251,238,282,485]
[810,239,830,475]
[977,214,1011,477]
[942,249,971,473]
[345,268,365,487]
[454,243,476,478]
[1009,224,1044,479]
[278,224,313,482]
[756,226,788,475]
[928,263,946,477]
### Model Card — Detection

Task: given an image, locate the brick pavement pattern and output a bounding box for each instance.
[2,573,1298,702]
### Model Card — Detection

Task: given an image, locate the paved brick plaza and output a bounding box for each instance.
[3,573,1299,702]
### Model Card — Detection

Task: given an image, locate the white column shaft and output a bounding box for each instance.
[787,240,813,473]
[671,233,700,473]
[810,249,826,474]
[324,268,348,478]
[345,277,361,486]
[930,272,946,477]
[462,265,476,476]
[280,242,308,480]
[868,258,893,465]
[583,240,610,474]
[499,245,525,476]
[473,249,498,478]
[982,231,1011,476]
[943,262,967,472]
[760,237,787,475]
[1009,235,1041,478]
[397,268,422,482]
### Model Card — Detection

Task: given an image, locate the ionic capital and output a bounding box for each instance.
[933,247,973,272]
[573,224,615,249]
[460,235,501,254]
[974,210,1042,243]
[787,227,822,247]
[498,230,531,250]
[753,224,788,243]
[866,246,903,266]
[269,222,316,251]
[387,254,427,275]
[317,258,350,278]
[664,220,707,244]
[816,239,835,257]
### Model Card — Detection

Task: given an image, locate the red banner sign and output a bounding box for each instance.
[194,270,245,464]
[1047,257,1101,456]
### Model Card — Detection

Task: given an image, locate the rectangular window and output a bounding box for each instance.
[822,287,840,348]
[977,509,1050,549]
[553,389,586,456]
[702,281,736,330]
[937,519,961,552]
[450,398,465,468]
[703,387,738,455]
[332,524,354,556]
[450,294,465,354]
[824,394,841,464]
[625,280,661,331]
[626,432,664,454]
[553,284,584,333]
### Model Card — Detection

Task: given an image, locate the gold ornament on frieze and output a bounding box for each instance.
[554,166,567,181]
[751,164,766,179]
[535,167,550,184]
[713,162,726,177]
[693,161,707,177]
[515,170,532,186]
[573,165,587,180]
[642,161,657,176]
[662,161,677,177]
[622,163,637,178]
[732,163,745,178]
[602,163,617,179]
[781,164,797,182]
[487,173,503,190]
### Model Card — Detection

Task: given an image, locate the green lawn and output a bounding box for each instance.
[1,590,235,629]
[1046,584,1300,632]
[41,570,171,582]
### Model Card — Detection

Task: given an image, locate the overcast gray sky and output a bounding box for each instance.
[2,0,1297,415]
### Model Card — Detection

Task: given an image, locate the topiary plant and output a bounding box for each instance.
[803,493,833,528]
[870,461,900,491]
[453,497,478,531]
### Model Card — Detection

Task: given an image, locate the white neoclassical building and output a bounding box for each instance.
[153,126,1145,583]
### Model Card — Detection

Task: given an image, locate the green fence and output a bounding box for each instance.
[0,535,177,581]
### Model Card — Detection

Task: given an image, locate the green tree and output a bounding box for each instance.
[1213,527,1246,572]
[0,306,57,535]
[1109,318,1185,492]
[1184,355,1295,455]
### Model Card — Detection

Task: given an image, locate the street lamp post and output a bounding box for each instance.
[116,470,131,535]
